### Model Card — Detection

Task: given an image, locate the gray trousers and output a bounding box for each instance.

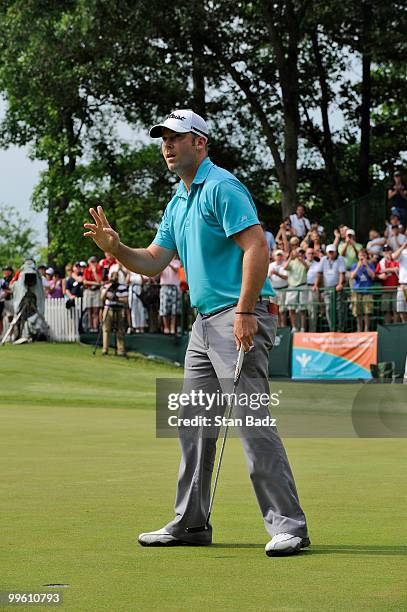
[164,301,308,543]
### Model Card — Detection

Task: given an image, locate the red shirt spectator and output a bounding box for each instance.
[375,248,399,287]
[83,257,103,287]
[99,252,117,281]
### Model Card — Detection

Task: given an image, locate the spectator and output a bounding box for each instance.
[338,229,362,272]
[0,265,14,336]
[37,264,48,289]
[275,218,295,249]
[302,229,323,252]
[284,247,308,332]
[376,245,400,324]
[313,244,346,332]
[289,236,300,253]
[62,263,73,296]
[43,267,54,295]
[127,270,147,333]
[388,171,407,227]
[83,255,103,331]
[289,204,311,239]
[366,229,385,261]
[108,261,127,285]
[392,242,407,323]
[305,247,321,332]
[47,270,63,299]
[350,249,376,332]
[159,255,181,334]
[64,262,84,302]
[99,251,117,282]
[260,221,275,253]
[333,224,348,245]
[386,222,406,253]
[268,249,288,327]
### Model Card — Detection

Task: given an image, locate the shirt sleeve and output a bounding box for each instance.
[212,179,259,237]
[152,205,177,251]
[338,257,346,273]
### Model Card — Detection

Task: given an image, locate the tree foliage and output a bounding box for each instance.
[0,0,406,262]
[0,205,38,269]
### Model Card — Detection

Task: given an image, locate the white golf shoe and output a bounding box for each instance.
[265,533,311,557]
[138,527,183,547]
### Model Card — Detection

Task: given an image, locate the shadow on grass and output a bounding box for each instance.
[212,543,407,556]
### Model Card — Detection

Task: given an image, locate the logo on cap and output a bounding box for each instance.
[167,113,186,121]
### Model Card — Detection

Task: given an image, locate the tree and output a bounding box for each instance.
[0,0,187,264]
[0,205,38,269]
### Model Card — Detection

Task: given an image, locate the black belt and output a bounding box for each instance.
[200,297,271,319]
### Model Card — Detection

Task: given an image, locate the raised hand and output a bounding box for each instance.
[83,206,120,254]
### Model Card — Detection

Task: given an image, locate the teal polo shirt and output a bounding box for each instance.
[153,157,275,314]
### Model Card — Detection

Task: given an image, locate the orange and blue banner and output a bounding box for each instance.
[292,332,378,380]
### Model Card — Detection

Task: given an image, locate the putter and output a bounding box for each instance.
[186,344,246,534]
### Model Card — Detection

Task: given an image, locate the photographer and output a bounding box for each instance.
[100,269,128,356]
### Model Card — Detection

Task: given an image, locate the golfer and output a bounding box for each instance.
[84,110,309,556]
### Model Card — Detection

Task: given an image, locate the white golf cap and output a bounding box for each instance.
[326,244,337,253]
[45,267,55,275]
[346,228,355,236]
[149,109,209,139]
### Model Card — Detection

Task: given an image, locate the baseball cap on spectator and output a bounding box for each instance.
[346,229,355,236]
[394,171,401,176]
[38,264,46,269]
[79,261,87,267]
[88,256,98,263]
[383,244,392,251]
[149,109,208,139]
[326,244,337,253]
[274,249,284,256]
[2,265,12,271]
[45,267,54,275]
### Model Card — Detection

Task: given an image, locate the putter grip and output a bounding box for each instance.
[233,346,245,383]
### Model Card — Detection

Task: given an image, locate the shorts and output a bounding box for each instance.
[381,290,397,313]
[83,288,102,309]
[397,285,407,313]
[285,285,307,311]
[351,292,373,317]
[272,288,287,312]
[159,285,181,316]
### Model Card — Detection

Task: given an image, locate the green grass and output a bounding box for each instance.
[0,343,406,611]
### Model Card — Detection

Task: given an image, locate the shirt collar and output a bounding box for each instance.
[176,157,214,197]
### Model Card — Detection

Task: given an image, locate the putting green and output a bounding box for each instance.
[0,344,406,611]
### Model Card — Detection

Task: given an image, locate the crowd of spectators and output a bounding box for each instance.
[1,171,406,337]
[265,182,407,332]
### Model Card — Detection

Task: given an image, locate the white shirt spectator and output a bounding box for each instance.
[268,262,288,289]
[108,263,127,284]
[289,213,311,238]
[366,237,384,256]
[306,260,321,285]
[318,255,346,288]
[387,232,406,252]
